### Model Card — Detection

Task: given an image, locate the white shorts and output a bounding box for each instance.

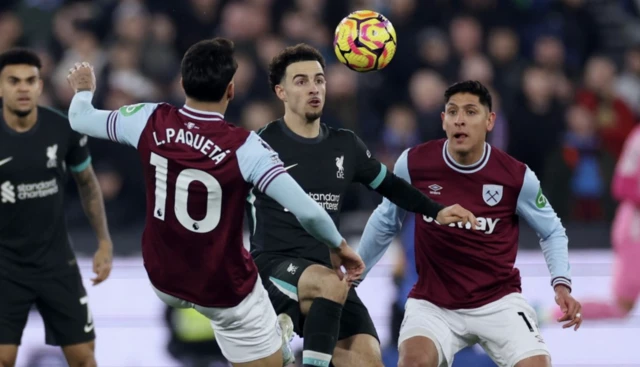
[398,293,549,367]
[153,276,282,363]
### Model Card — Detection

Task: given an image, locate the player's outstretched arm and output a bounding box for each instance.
[612,127,640,205]
[351,134,477,226]
[355,150,411,285]
[517,166,582,330]
[67,62,155,147]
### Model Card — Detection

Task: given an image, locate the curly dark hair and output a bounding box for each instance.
[268,43,326,92]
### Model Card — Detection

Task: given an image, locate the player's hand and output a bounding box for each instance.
[436,204,479,228]
[329,240,364,284]
[554,285,582,330]
[92,241,113,286]
[67,62,96,94]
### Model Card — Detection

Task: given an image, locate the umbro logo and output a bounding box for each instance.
[428,184,442,195]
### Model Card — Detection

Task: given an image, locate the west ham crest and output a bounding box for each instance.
[483,184,503,206]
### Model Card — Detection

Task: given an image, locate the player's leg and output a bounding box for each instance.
[61,342,96,367]
[35,271,97,367]
[398,298,469,367]
[470,293,550,367]
[0,275,38,367]
[156,279,284,367]
[297,264,350,367]
[331,288,383,367]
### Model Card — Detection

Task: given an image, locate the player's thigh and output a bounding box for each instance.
[398,298,468,367]
[195,278,282,365]
[0,275,37,348]
[332,288,382,367]
[34,270,95,347]
[253,254,318,335]
[468,293,549,367]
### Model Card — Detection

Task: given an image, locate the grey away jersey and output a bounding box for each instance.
[0,106,91,278]
[247,119,386,265]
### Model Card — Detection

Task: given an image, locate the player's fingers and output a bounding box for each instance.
[567,300,580,320]
[574,313,583,331]
[557,312,571,322]
[334,267,345,281]
[562,318,579,329]
[469,213,480,228]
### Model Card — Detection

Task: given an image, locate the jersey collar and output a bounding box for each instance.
[179,105,224,121]
[442,140,491,174]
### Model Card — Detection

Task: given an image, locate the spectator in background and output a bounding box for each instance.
[487,27,526,108]
[576,56,637,159]
[416,28,457,83]
[533,35,575,103]
[616,45,640,118]
[409,69,447,142]
[508,66,565,176]
[542,105,616,222]
[376,104,420,169]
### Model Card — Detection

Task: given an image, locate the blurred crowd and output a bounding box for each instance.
[1,0,640,230]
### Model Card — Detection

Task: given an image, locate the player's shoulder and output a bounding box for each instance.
[488,144,526,171]
[255,120,280,137]
[37,106,75,137]
[327,125,356,139]
[38,105,69,126]
[487,144,528,185]
[407,138,446,157]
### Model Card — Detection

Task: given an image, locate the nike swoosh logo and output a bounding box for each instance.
[284,164,298,171]
[0,157,12,167]
[84,323,94,333]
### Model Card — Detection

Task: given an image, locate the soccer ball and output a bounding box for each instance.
[333,10,397,72]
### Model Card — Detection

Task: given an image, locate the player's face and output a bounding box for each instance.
[278,61,326,123]
[0,64,42,117]
[441,92,495,154]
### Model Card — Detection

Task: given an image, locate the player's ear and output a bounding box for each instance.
[486,110,496,132]
[226,81,235,102]
[441,111,446,131]
[275,84,287,102]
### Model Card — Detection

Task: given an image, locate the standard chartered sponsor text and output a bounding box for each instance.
[17,178,58,199]
[308,192,340,211]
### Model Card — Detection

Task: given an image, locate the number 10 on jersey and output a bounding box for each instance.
[150,152,222,233]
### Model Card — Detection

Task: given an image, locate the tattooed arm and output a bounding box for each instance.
[72,165,113,285]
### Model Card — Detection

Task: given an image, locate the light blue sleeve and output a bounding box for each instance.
[237,133,343,248]
[68,91,159,147]
[357,149,411,281]
[516,166,572,289]
[236,132,286,190]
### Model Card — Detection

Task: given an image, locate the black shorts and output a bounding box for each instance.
[0,268,95,346]
[253,253,378,342]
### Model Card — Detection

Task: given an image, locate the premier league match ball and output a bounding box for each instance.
[333,10,397,72]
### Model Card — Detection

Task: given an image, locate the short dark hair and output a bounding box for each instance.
[268,43,326,92]
[181,38,238,102]
[444,80,492,111]
[0,48,42,74]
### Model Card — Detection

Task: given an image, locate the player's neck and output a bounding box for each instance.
[184,98,226,116]
[282,112,320,139]
[2,106,38,132]
[447,142,485,166]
